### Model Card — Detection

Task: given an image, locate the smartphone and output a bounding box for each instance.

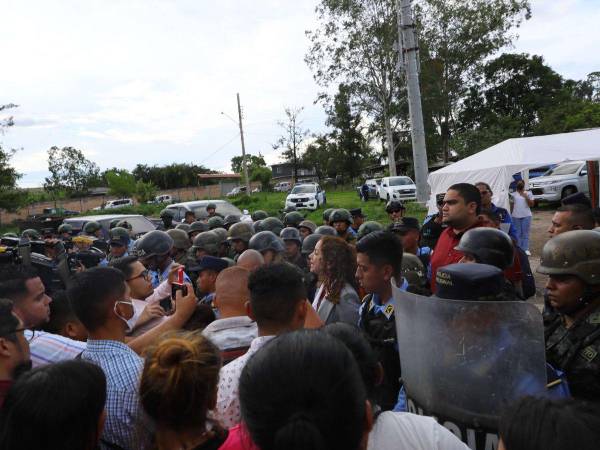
[170,267,188,307]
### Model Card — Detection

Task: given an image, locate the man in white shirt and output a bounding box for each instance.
[214,263,308,428]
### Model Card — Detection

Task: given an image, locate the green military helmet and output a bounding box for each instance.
[280,227,302,245]
[402,253,426,287]
[167,229,191,251]
[537,230,600,285]
[260,217,284,236]
[175,223,191,233]
[282,205,297,213]
[284,211,304,228]
[298,220,317,234]
[330,209,353,225]
[228,222,254,243]
[301,234,322,255]
[357,221,384,241]
[57,223,73,235]
[2,232,18,238]
[109,227,130,241]
[160,208,176,219]
[21,229,41,240]
[109,219,120,229]
[323,208,334,223]
[192,231,220,255]
[212,227,229,244]
[208,216,225,230]
[251,210,269,221]
[188,221,209,235]
[134,230,173,258]
[116,220,133,231]
[314,225,336,236]
[206,203,217,211]
[83,221,101,235]
[249,231,285,254]
[223,214,241,228]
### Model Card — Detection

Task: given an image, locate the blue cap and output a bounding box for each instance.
[187,255,228,273]
[434,263,504,301]
[109,235,130,247]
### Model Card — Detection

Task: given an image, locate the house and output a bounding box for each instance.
[271,162,317,183]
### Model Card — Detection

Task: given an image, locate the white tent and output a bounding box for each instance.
[427,129,600,213]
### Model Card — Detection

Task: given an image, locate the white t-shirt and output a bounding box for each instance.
[510,191,533,218]
[368,411,470,450]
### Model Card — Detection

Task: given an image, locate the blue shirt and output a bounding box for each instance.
[490,203,518,240]
[82,340,147,450]
[150,260,191,288]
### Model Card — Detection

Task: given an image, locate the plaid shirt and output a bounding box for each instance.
[82,339,146,450]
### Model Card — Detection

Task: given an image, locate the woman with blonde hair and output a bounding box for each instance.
[309,236,361,325]
[140,332,226,450]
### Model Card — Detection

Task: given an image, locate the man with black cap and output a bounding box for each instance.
[350,208,366,234]
[134,230,190,288]
[420,193,447,249]
[388,217,431,268]
[107,227,130,263]
[187,255,229,308]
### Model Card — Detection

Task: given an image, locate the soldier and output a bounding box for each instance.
[349,208,366,234]
[385,200,405,223]
[191,231,220,259]
[107,227,130,262]
[175,223,191,233]
[355,231,406,411]
[82,221,108,253]
[159,209,176,230]
[539,230,600,401]
[206,203,222,219]
[356,221,383,242]
[420,193,447,249]
[283,211,304,229]
[251,210,268,222]
[314,225,337,236]
[227,222,254,260]
[298,220,317,239]
[249,231,285,266]
[134,230,190,288]
[109,218,120,230]
[57,223,73,241]
[212,228,232,258]
[207,216,225,230]
[322,208,334,225]
[183,210,196,224]
[223,214,241,231]
[166,229,192,265]
[187,221,208,242]
[388,217,431,268]
[21,229,41,241]
[259,217,284,236]
[401,253,429,295]
[280,227,306,271]
[329,209,357,244]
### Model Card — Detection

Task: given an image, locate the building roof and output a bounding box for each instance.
[197,173,241,179]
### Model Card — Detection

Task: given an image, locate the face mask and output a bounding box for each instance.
[114,301,136,333]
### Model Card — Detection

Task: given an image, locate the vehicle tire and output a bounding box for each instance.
[561,186,577,199]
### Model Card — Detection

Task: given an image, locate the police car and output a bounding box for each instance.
[285,183,326,211]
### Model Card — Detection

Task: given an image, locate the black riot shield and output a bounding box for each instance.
[393,286,547,450]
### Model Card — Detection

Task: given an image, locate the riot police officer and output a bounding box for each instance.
[539,230,600,401]
[191,231,220,259]
[280,227,306,270]
[330,209,356,244]
[227,222,254,259]
[385,200,405,223]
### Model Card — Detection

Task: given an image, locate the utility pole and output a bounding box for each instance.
[236,93,251,195]
[397,0,429,204]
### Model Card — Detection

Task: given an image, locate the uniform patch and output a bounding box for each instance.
[384,304,394,318]
[580,346,598,363]
[588,312,600,325]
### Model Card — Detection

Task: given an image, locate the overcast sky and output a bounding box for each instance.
[1,0,599,188]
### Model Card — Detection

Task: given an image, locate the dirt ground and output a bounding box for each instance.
[526,209,555,307]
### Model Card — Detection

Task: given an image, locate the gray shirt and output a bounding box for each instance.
[202,316,257,351]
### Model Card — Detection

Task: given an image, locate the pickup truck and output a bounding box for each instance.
[528,161,589,202]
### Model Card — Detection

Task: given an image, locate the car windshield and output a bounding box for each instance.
[389,177,413,186]
[544,163,581,176]
[192,202,242,219]
[291,185,316,194]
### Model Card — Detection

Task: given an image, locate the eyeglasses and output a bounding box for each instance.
[2,328,36,342]
[127,269,150,282]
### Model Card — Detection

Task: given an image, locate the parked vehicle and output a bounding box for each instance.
[63,214,156,240]
[378,176,417,202]
[147,194,173,205]
[93,198,134,211]
[226,186,247,197]
[509,165,556,192]
[274,181,292,192]
[285,183,326,211]
[356,178,381,200]
[166,200,242,221]
[529,161,589,202]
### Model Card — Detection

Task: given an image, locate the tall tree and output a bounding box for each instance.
[44,146,100,196]
[306,0,404,175]
[231,154,267,174]
[105,169,136,198]
[273,107,309,183]
[0,104,26,212]
[302,134,335,182]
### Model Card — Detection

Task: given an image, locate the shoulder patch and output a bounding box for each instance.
[580,346,598,363]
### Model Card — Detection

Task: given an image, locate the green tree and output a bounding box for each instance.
[250,166,272,192]
[273,107,309,183]
[44,146,100,196]
[135,180,158,203]
[0,103,26,212]
[105,169,136,198]
[302,134,335,182]
[231,154,267,174]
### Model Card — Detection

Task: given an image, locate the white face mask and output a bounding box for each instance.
[114,300,136,333]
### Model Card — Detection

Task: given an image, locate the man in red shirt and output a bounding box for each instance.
[430,183,482,291]
[0,298,32,407]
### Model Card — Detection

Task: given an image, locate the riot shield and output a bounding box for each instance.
[393,286,547,450]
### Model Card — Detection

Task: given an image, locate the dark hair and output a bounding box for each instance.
[499,396,600,450]
[67,267,126,332]
[39,290,78,335]
[356,231,403,278]
[556,204,595,230]
[592,207,600,224]
[248,263,307,327]
[239,330,367,450]
[475,181,493,195]
[109,255,139,279]
[323,323,379,400]
[0,298,19,342]
[185,211,195,217]
[182,304,216,331]
[448,183,482,215]
[479,209,501,224]
[0,266,39,303]
[0,360,106,450]
[141,332,221,432]
[319,236,358,303]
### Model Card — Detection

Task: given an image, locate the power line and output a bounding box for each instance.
[199,132,240,165]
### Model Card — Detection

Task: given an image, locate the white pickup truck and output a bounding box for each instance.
[529,161,589,202]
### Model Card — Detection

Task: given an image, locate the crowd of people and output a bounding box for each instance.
[0,184,600,450]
